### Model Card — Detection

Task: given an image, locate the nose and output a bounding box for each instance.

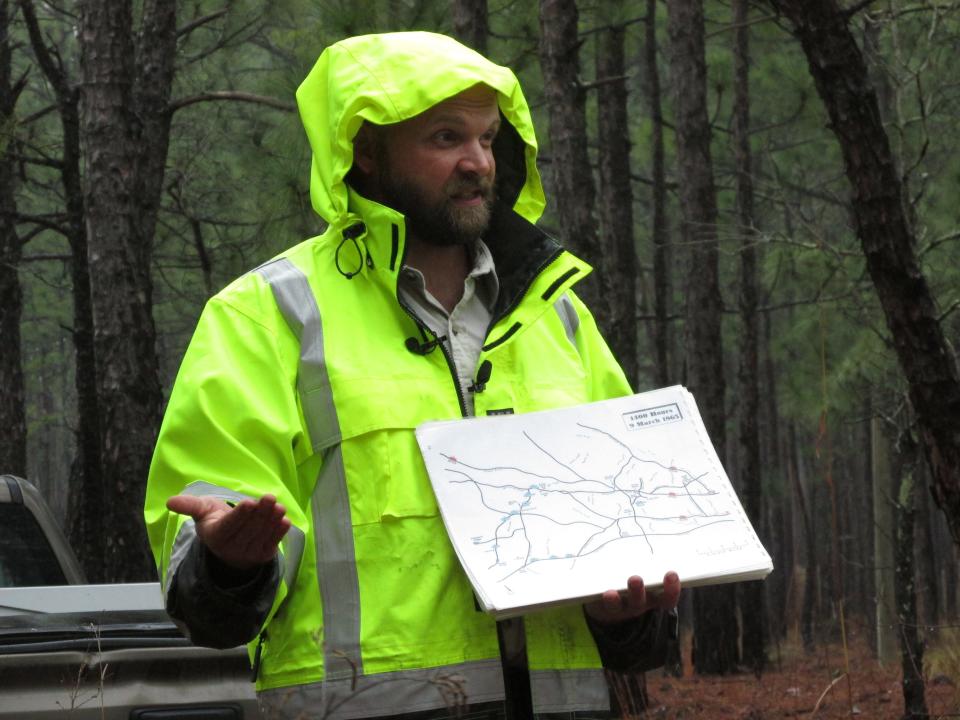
[458,140,494,177]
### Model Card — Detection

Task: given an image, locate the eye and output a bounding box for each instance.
[480,129,498,147]
[433,130,458,145]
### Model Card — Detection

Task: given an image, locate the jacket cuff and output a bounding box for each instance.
[584,607,678,673]
[166,537,280,649]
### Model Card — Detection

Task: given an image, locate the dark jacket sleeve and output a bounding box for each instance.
[166,538,280,649]
[584,607,679,673]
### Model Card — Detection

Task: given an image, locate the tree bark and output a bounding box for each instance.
[20,0,105,582]
[595,11,638,386]
[133,0,178,253]
[0,0,27,478]
[873,415,898,666]
[762,312,788,641]
[732,0,765,674]
[644,5,682,676]
[767,0,960,549]
[78,0,173,582]
[538,0,602,314]
[789,422,817,651]
[666,0,737,674]
[914,463,939,628]
[451,0,488,55]
[893,431,928,720]
[644,0,672,389]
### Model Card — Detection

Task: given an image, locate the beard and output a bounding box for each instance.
[378,165,495,247]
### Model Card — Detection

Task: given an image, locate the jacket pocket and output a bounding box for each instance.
[332,376,457,526]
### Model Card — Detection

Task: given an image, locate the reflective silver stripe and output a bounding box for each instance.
[256,258,341,451]
[164,480,256,599]
[172,480,306,594]
[257,663,608,719]
[531,668,609,713]
[254,258,361,680]
[311,445,363,678]
[258,659,505,720]
[553,293,580,349]
[165,519,198,598]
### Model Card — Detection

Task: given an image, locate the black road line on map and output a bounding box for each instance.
[616,515,653,553]
[522,430,598,484]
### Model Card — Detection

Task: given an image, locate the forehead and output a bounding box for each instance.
[399,84,500,131]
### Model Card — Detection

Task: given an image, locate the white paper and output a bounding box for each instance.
[415,385,773,619]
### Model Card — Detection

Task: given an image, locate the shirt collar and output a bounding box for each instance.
[400,239,500,313]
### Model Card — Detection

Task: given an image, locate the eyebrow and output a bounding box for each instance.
[426,113,500,131]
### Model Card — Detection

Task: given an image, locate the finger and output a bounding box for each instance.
[213,498,259,538]
[253,505,289,558]
[166,494,209,519]
[248,496,288,539]
[600,589,623,614]
[659,571,681,609]
[234,498,288,561]
[267,517,292,549]
[624,575,648,612]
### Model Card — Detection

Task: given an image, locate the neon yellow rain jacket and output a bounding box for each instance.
[145,32,647,718]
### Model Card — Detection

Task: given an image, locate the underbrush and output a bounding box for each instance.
[636,626,959,719]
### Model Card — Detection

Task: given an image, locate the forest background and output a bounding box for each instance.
[2,0,960,717]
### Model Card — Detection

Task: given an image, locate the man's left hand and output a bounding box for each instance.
[584,571,681,625]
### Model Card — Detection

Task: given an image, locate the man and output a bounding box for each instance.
[145,31,680,720]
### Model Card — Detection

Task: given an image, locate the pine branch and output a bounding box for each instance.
[168,91,296,115]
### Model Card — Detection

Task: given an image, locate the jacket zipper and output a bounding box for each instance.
[393,230,570,418]
[396,293,469,418]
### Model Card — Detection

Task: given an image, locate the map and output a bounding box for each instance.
[416,386,773,618]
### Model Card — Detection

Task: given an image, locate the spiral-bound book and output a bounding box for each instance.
[415,385,773,620]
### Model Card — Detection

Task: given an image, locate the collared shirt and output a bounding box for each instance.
[397,239,499,416]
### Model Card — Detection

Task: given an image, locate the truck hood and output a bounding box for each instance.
[0,583,181,653]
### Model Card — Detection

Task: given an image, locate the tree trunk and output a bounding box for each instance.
[538,0,601,314]
[644,0,672,389]
[762,312,788,641]
[894,431,928,720]
[861,404,877,652]
[78,0,174,582]
[595,10,638,386]
[767,0,960,549]
[133,0,178,260]
[0,0,27,478]
[732,0,765,674]
[666,0,736,674]
[64,90,105,580]
[451,0,488,55]
[873,415,898,666]
[789,422,817,651]
[914,464,939,628]
[20,0,106,582]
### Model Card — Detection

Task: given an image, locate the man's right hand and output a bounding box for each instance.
[166,494,291,571]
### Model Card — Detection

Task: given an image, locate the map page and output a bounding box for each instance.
[415,385,773,619]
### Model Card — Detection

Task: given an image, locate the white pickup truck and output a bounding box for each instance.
[0,474,262,719]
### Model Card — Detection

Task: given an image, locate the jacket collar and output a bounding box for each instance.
[334,189,590,329]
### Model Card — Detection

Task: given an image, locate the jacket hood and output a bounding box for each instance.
[296,32,546,231]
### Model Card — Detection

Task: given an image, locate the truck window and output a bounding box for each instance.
[0,504,68,587]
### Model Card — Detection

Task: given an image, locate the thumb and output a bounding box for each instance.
[166,494,222,520]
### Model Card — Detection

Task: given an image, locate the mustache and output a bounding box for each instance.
[445,173,495,199]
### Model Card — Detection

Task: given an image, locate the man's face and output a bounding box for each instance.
[359,84,500,246]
